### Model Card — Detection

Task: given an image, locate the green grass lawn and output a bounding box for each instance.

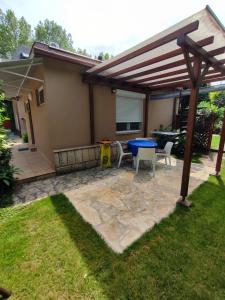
[211,134,220,150]
[1,165,225,299]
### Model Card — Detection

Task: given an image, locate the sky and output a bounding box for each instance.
[1,0,225,56]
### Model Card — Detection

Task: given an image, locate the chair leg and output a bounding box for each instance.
[169,156,171,166]
[165,157,167,165]
[152,160,155,177]
[136,159,140,174]
[118,155,122,168]
[133,156,136,168]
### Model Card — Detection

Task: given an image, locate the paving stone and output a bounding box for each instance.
[11,155,216,253]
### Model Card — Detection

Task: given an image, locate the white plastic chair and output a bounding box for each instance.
[135,138,150,140]
[116,141,132,168]
[156,141,173,166]
[136,148,156,176]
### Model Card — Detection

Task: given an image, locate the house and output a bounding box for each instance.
[1,5,225,179]
[1,43,176,173]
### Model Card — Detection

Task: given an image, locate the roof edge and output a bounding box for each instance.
[30,42,101,68]
[206,5,225,32]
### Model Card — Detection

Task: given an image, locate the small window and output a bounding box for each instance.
[116,90,144,133]
[36,86,45,106]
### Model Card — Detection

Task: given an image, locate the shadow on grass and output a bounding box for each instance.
[0,193,14,208]
[49,170,225,299]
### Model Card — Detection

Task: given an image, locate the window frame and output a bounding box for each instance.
[115,90,144,135]
[36,85,45,106]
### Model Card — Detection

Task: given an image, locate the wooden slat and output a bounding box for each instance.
[88,21,199,74]
[147,70,221,87]
[177,35,225,74]
[215,111,225,175]
[150,80,191,90]
[105,36,214,78]
[121,51,225,82]
[83,74,151,93]
[132,68,189,84]
[131,67,223,84]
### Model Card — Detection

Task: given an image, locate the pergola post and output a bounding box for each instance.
[215,111,225,175]
[88,83,95,145]
[144,94,150,137]
[177,55,202,207]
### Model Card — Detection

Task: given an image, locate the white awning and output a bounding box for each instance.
[0,58,43,99]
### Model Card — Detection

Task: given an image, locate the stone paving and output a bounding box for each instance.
[12,155,216,253]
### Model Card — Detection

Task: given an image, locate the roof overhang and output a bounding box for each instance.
[0,58,43,99]
[85,6,225,93]
[31,42,101,68]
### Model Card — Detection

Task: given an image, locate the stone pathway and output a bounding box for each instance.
[12,155,216,253]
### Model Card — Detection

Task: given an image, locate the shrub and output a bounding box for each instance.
[0,90,20,200]
[22,132,28,143]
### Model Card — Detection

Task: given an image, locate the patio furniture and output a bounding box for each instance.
[116,141,132,168]
[136,148,156,176]
[135,137,151,140]
[156,141,174,166]
[127,139,158,157]
[152,131,183,148]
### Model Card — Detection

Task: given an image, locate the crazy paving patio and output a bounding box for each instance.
[13,154,215,253]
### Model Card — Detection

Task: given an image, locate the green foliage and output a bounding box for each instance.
[198,91,225,132]
[0,91,19,198]
[35,19,74,52]
[0,8,112,59]
[22,132,28,143]
[0,9,32,58]
[76,48,92,57]
[97,51,112,61]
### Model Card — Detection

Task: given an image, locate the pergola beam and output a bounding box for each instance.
[88,21,199,75]
[148,72,223,89]
[215,111,225,175]
[178,56,203,207]
[105,36,214,78]
[177,35,225,74]
[121,55,225,82]
[83,74,151,94]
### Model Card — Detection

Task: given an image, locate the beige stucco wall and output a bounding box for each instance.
[17,100,27,135]
[44,58,91,150]
[20,64,54,165]
[147,98,174,134]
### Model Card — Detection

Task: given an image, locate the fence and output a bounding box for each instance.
[54,143,120,174]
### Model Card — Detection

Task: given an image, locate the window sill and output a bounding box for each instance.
[116,130,142,135]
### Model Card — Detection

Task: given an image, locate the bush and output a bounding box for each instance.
[0,90,20,201]
[0,147,19,194]
[22,132,28,143]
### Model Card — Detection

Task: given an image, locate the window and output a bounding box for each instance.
[116,90,144,133]
[36,86,45,106]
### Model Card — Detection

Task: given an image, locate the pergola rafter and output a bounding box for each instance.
[85,6,225,205]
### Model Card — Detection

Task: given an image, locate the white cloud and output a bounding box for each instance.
[1,0,225,56]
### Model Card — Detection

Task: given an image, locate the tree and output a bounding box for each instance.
[0,9,32,58]
[209,90,225,108]
[97,52,111,61]
[76,48,92,57]
[35,19,74,52]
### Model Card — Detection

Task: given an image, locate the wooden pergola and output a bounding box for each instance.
[84,6,225,206]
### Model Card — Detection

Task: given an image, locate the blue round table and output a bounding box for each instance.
[127,139,158,156]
